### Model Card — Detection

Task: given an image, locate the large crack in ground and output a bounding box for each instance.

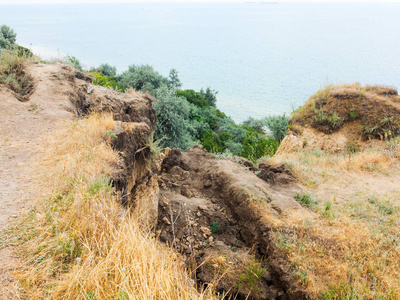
[152,147,307,299]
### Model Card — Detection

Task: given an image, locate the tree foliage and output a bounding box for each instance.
[153,87,194,150]
[95,63,117,77]
[119,64,168,93]
[0,25,17,49]
[264,114,289,142]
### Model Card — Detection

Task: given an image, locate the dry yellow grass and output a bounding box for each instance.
[15,113,213,299]
[266,140,400,299]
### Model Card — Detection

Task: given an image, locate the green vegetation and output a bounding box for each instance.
[1,24,289,162]
[85,58,288,161]
[295,193,318,209]
[236,260,265,294]
[210,221,221,233]
[0,24,16,49]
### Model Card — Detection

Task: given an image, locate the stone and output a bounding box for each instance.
[198,205,208,211]
[87,84,95,94]
[200,226,211,235]
[162,216,171,225]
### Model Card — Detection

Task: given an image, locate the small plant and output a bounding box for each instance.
[346,143,360,153]
[236,259,265,294]
[295,193,318,209]
[104,130,117,140]
[349,110,358,120]
[66,55,82,70]
[88,175,112,195]
[84,289,96,300]
[378,201,394,215]
[210,221,221,233]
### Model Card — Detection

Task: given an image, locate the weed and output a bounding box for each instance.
[295,193,318,209]
[236,260,265,294]
[210,221,221,233]
[346,143,360,153]
[349,110,358,120]
[87,175,112,194]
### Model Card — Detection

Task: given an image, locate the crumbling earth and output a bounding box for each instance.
[149,147,308,299]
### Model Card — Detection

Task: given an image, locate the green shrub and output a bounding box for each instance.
[176,89,209,108]
[313,109,344,130]
[66,55,82,70]
[153,87,195,150]
[118,64,168,93]
[0,24,16,49]
[210,221,221,233]
[349,110,358,120]
[264,114,289,142]
[295,193,318,209]
[94,63,117,77]
[90,71,125,92]
[200,87,217,107]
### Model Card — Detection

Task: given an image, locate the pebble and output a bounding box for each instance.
[198,205,208,211]
[162,216,171,225]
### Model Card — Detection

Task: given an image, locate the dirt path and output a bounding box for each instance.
[0,63,76,298]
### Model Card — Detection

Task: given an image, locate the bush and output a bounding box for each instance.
[94,63,117,77]
[90,71,124,92]
[242,117,266,133]
[200,87,217,107]
[153,87,195,150]
[240,128,279,163]
[0,24,17,49]
[168,69,182,91]
[176,89,209,108]
[66,55,82,70]
[118,64,168,94]
[264,114,289,142]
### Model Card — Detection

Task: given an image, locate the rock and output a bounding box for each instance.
[87,84,95,94]
[198,205,208,211]
[204,180,212,188]
[162,216,171,225]
[200,226,211,236]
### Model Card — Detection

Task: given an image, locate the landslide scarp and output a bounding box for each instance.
[151,147,308,299]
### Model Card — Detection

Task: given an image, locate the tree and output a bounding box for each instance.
[264,114,289,142]
[241,117,266,133]
[153,87,195,150]
[0,25,17,49]
[168,68,181,91]
[95,63,117,77]
[176,89,208,108]
[118,64,168,93]
[200,87,217,107]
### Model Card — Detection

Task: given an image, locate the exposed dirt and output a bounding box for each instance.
[281,84,400,154]
[0,62,155,299]
[148,147,308,299]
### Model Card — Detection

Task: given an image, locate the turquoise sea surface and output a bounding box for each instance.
[1,2,399,122]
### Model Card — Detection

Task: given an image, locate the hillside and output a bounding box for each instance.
[1,58,400,300]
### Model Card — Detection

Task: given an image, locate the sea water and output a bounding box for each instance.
[1,2,399,122]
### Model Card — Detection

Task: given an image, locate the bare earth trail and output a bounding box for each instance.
[0,64,76,298]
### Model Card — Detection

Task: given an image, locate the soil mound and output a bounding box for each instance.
[149,146,307,299]
[278,83,400,154]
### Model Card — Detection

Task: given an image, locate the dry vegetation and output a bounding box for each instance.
[291,83,400,139]
[0,50,34,101]
[7,114,212,299]
[266,137,400,299]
